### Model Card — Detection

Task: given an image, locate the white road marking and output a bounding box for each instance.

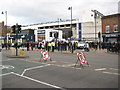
[61,64,75,67]
[94,68,107,71]
[109,68,118,71]
[0,72,13,76]
[12,72,66,90]
[21,64,50,76]
[0,65,14,70]
[102,71,120,76]
[18,59,41,64]
[0,59,16,62]
[53,64,82,70]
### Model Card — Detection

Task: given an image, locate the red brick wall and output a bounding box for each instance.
[118,14,120,32]
[102,14,120,33]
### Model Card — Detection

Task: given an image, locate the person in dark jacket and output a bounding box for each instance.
[26,42,29,51]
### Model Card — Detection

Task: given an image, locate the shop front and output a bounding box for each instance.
[102,32,120,42]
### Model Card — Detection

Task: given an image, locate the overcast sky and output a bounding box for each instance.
[0,0,119,26]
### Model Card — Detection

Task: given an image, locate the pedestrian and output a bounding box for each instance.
[51,42,55,52]
[48,42,51,52]
[26,42,29,51]
[64,41,67,51]
[4,43,7,50]
[31,42,34,51]
[61,41,64,52]
[57,41,61,51]
[45,42,48,50]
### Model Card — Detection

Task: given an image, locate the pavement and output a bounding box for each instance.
[0,48,119,89]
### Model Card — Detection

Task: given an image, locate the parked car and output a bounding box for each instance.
[77,41,90,52]
[77,41,86,49]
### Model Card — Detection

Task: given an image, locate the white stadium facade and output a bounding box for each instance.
[22,18,102,42]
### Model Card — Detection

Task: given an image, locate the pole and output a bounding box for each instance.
[68,7,73,53]
[5,11,7,28]
[4,11,8,49]
[71,7,72,37]
[58,18,60,29]
[16,23,18,56]
[68,7,73,37]
[94,12,97,42]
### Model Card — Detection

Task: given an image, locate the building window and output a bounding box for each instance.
[106,25,110,33]
[114,25,118,32]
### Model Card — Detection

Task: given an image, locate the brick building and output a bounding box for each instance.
[0,21,7,36]
[102,13,120,42]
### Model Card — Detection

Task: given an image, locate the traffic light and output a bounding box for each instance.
[11,25,16,33]
[18,25,21,34]
[98,32,101,38]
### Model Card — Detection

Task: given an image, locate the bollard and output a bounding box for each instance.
[19,48,25,56]
[10,48,15,55]
[10,48,12,55]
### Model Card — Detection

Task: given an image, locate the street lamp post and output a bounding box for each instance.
[2,11,8,48]
[68,6,73,38]
[68,7,74,53]
[91,10,97,41]
[91,10,104,42]
[2,11,7,33]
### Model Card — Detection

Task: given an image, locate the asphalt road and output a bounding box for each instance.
[24,49,119,68]
[0,49,119,89]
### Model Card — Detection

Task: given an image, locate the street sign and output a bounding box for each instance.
[74,52,89,68]
[77,52,87,64]
[40,50,52,62]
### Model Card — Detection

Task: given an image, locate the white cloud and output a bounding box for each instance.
[0,0,119,25]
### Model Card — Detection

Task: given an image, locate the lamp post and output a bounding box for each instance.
[91,10,97,42]
[91,10,104,42]
[68,6,73,38]
[2,11,8,48]
[68,7,74,53]
[2,11,7,32]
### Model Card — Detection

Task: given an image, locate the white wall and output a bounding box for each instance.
[34,30,38,42]
[81,18,102,41]
[34,29,63,42]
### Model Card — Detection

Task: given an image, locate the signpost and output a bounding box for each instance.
[40,50,52,62]
[74,52,89,68]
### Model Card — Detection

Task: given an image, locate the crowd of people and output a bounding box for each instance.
[1,40,120,54]
[100,41,120,53]
[88,41,120,53]
[1,41,79,53]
